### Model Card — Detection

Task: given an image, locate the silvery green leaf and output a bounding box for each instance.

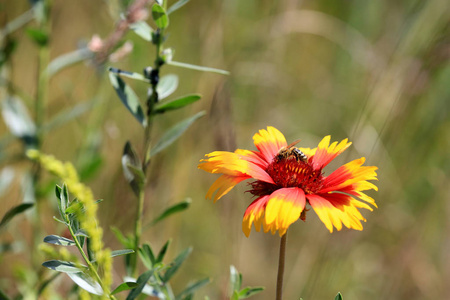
[167,0,189,15]
[1,96,36,142]
[151,4,169,29]
[67,272,103,295]
[43,235,75,246]
[109,73,147,127]
[129,21,153,42]
[42,260,85,273]
[0,168,14,197]
[156,74,178,100]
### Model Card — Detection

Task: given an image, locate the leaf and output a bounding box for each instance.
[111,249,135,258]
[67,272,103,295]
[229,265,242,294]
[148,111,205,160]
[45,48,93,78]
[129,21,153,41]
[42,99,96,133]
[231,291,239,300]
[138,244,156,269]
[151,4,169,29]
[0,203,34,230]
[167,0,189,15]
[156,240,171,264]
[167,60,229,75]
[175,278,210,300]
[42,260,85,273]
[335,292,343,300]
[111,226,134,248]
[163,247,192,282]
[109,72,147,127]
[122,141,145,197]
[43,235,75,246]
[238,287,265,298]
[126,270,153,300]
[60,183,69,219]
[154,94,201,114]
[111,282,139,295]
[109,67,150,83]
[157,74,179,100]
[1,96,37,145]
[26,28,48,46]
[0,289,11,300]
[147,198,191,227]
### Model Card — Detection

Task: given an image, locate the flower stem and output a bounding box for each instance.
[276,232,287,300]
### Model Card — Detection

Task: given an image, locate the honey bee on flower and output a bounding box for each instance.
[198,126,378,237]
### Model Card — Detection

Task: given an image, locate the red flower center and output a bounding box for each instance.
[249,148,324,196]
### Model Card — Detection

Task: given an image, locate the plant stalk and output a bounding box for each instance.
[276,232,287,300]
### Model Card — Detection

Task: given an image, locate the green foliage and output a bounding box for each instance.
[26,28,48,46]
[42,260,85,273]
[157,74,179,100]
[0,202,34,230]
[43,235,76,246]
[154,94,202,114]
[148,111,206,159]
[129,20,153,42]
[146,198,192,227]
[152,4,169,29]
[122,141,145,196]
[108,72,147,127]
[335,292,343,300]
[111,281,139,295]
[229,266,264,299]
[167,0,190,15]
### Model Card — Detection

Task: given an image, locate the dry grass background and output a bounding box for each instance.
[1,0,449,299]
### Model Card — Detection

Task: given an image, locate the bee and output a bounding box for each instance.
[275,139,308,162]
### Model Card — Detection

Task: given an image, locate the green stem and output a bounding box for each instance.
[67,222,116,299]
[276,232,287,300]
[132,188,145,277]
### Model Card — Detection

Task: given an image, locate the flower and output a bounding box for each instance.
[198,126,378,237]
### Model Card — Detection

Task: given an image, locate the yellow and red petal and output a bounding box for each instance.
[263,188,306,237]
[252,126,287,163]
[307,194,366,232]
[206,174,250,202]
[311,136,351,170]
[234,149,269,169]
[242,195,270,237]
[198,151,274,184]
[320,157,378,193]
[298,147,316,159]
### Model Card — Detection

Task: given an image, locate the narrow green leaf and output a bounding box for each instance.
[126,270,153,300]
[238,287,265,298]
[1,96,37,145]
[122,141,145,197]
[231,291,239,300]
[157,74,178,100]
[129,21,153,41]
[147,198,191,227]
[111,249,135,258]
[167,0,189,15]
[60,183,69,218]
[46,48,93,78]
[148,111,205,159]
[152,4,169,29]
[138,244,156,269]
[175,278,210,300]
[111,226,134,248]
[26,28,48,46]
[42,260,85,273]
[156,240,171,263]
[154,94,201,114]
[43,235,75,246]
[335,292,343,300]
[42,99,96,133]
[229,265,242,293]
[67,272,103,295]
[111,282,139,295]
[108,73,147,127]
[167,60,229,75]
[52,216,67,225]
[65,201,82,215]
[163,247,192,282]
[0,203,34,230]
[109,67,150,83]
[0,289,11,300]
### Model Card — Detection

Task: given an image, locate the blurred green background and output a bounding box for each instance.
[1,0,449,299]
